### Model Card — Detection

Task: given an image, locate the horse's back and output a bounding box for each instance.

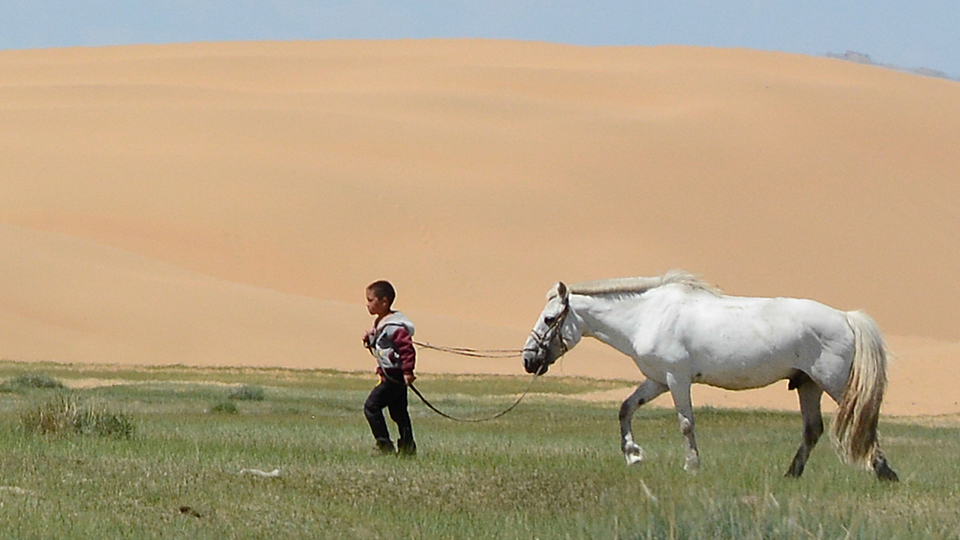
[665,292,854,390]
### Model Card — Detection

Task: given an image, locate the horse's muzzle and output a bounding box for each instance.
[522,350,549,375]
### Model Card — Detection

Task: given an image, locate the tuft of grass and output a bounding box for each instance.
[209,400,239,414]
[1,373,64,392]
[229,384,265,401]
[19,393,134,438]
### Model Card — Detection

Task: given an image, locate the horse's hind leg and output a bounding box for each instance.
[619,379,668,465]
[785,373,824,478]
[666,374,700,472]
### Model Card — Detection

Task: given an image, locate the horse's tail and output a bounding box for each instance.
[831,310,889,468]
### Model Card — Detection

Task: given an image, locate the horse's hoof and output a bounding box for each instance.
[623,443,645,465]
[684,457,701,472]
[873,453,899,482]
[877,467,899,482]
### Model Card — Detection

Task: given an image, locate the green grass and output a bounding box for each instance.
[208,400,239,414]
[229,385,266,401]
[19,393,134,438]
[0,360,957,539]
[0,373,64,392]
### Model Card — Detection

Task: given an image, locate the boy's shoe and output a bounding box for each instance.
[375,441,396,455]
[397,440,417,457]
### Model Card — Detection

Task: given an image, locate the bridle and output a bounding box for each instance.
[523,294,572,374]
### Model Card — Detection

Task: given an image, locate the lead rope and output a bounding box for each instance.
[405,371,540,423]
[367,342,540,423]
[368,302,571,422]
[412,341,523,358]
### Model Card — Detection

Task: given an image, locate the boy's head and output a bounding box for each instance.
[366,280,396,317]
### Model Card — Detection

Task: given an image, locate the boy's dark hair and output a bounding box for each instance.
[367,280,396,305]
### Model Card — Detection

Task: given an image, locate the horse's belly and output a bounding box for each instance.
[691,353,796,390]
[634,349,796,390]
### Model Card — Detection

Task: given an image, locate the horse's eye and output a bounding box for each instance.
[544,316,556,326]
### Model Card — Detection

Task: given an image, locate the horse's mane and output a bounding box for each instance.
[549,270,722,299]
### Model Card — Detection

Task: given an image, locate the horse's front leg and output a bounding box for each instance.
[666,374,700,472]
[619,379,668,465]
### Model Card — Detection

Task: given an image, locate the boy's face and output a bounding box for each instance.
[365,289,392,317]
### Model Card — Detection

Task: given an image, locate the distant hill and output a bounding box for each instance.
[826,50,955,80]
[1,41,959,415]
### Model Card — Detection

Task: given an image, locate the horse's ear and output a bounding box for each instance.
[557,282,569,301]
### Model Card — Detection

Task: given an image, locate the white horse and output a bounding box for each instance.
[522,270,898,481]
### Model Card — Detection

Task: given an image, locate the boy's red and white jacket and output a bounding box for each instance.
[367,311,416,381]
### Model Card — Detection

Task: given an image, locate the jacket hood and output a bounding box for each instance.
[377,311,415,336]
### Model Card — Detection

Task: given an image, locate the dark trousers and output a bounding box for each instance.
[364,379,416,454]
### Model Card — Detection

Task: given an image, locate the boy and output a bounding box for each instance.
[362,280,417,456]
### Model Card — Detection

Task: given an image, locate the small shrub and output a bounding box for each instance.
[1,373,64,392]
[209,400,238,414]
[229,384,265,401]
[20,394,134,438]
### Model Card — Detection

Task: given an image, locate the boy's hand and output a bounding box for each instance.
[362,329,375,348]
[404,373,416,386]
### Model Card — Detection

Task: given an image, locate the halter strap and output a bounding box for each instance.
[524,295,571,363]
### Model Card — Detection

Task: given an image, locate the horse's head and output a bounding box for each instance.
[523,282,582,375]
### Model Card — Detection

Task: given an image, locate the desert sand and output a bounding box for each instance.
[1,40,958,416]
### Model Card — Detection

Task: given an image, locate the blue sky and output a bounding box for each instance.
[2,1,958,77]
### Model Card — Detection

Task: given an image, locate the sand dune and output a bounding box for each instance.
[1,40,958,416]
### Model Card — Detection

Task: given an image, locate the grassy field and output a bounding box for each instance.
[0,360,958,540]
